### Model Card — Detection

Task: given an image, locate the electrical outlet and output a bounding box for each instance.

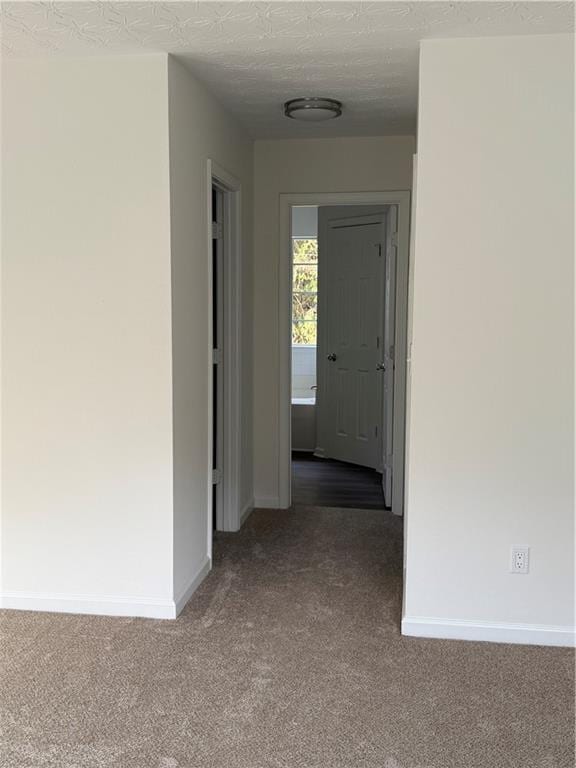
[510,546,530,574]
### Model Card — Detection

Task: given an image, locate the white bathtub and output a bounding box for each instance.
[291,398,316,451]
[292,397,316,406]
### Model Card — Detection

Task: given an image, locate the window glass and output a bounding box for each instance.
[292,239,318,346]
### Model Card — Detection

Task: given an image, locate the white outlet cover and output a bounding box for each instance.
[510,546,530,574]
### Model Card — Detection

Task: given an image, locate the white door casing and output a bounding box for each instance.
[319,213,386,469]
[206,160,243,544]
[382,205,398,506]
[212,186,225,524]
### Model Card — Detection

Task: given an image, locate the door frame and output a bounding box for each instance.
[206,160,243,539]
[278,191,411,516]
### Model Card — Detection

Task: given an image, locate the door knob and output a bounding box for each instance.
[327,353,337,362]
[376,362,386,371]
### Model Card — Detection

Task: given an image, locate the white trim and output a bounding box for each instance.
[211,184,226,535]
[0,558,213,621]
[292,343,317,349]
[279,191,411,514]
[403,154,418,599]
[254,496,281,509]
[207,160,243,536]
[0,591,178,620]
[174,556,212,616]
[401,616,576,648]
[240,498,254,525]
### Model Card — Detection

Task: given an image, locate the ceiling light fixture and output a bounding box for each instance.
[284,97,343,122]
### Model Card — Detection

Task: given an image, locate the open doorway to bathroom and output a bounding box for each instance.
[290,204,396,511]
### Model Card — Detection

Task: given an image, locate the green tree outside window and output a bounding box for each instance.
[292,239,318,345]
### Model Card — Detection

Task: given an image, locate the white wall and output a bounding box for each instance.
[292,346,317,400]
[292,403,316,452]
[1,54,254,618]
[403,35,574,645]
[167,57,254,600]
[292,206,318,239]
[1,55,175,615]
[254,137,415,506]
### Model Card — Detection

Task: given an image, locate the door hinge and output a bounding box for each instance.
[212,222,223,240]
[391,231,398,247]
[212,468,222,485]
[377,243,383,257]
[212,348,222,364]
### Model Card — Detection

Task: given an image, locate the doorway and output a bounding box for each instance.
[211,184,224,530]
[207,160,243,538]
[279,192,411,516]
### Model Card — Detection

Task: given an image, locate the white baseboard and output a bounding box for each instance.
[0,590,177,620]
[0,557,213,621]
[240,498,254,525]
[401,616,576,648]
[174,556,211,617]
[254,495,284,509]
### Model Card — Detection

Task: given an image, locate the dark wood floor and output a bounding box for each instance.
[292,452,386,510]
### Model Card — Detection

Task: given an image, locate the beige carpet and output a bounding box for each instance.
[1,506,574,768]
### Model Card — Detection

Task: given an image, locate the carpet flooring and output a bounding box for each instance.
[1,506,574,768]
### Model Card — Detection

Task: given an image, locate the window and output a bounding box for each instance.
[292,237,318,345]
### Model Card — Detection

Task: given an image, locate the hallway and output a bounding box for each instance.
[2,506,573,768]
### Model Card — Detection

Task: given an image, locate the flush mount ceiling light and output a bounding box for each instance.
[284,97,343,122]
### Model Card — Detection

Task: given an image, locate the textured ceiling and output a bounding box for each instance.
[1,2,573,138]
